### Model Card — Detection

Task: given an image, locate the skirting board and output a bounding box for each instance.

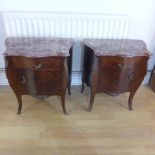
[0,71,9,85]
[0,70,151,86]
[71,71,82,85]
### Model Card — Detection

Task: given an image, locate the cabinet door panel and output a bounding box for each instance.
[34,70,64,94]
[97,56,148,94]
[97,67,121,93]
[98,56,123,93]
[7,69,29,94]
[7,68,65,95]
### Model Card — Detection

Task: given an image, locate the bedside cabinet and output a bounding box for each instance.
[149,65,155,92]
[4,37,74,114]
[81,39,151,111]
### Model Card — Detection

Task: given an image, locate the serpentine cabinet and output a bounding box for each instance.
[81,39,151,111]
[4,37,74,114]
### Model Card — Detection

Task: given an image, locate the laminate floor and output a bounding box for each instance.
[0,85,155,155]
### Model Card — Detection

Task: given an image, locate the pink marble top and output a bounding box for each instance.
[4,37,75,57]
[82,39,151,57]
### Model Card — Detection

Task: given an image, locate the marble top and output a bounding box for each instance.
[82,39,151,57]
[4,37,75,57]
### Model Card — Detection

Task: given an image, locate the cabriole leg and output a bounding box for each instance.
[68,80,71,95]
[128,91,136,110]
[15,94,22,115]
[81,78,84,93]
[60,94,67,115]
[88,90,95,112]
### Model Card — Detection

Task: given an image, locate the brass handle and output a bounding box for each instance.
[22,76,26,84]
[128,74,133,81]
[33,64,43,69]
[118,63,123,69]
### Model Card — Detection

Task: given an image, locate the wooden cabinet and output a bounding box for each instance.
[4,38,74,114]
[149,65,155,92]
[81,39,151,111]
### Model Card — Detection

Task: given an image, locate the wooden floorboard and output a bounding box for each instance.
[0,85,155,155]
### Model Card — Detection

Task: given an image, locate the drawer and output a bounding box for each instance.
[98,56,147,71]
[99,56,124,70]
[6,56,65,70]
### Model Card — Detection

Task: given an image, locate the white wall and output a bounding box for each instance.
[0,0,155,84]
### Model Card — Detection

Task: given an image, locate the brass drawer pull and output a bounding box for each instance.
[118,63,123,69]
[22,76,26,84]
[128,74,133,81]
[33,64,43,69]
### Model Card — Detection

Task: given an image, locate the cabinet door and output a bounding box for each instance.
[6,68,32,94]
[7,68,66,95]
[97,56,124,94]
[5,56,67,95]
[117,57,148,92]
[33,69,66,95]
[97,56,148,94]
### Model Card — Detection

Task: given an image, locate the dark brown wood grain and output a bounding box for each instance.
[149,65,155,92]
[5,54,72,115]
[82,45,149,111]
[67,47,73,95]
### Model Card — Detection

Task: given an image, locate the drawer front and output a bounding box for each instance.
[6,56,65,70]
[99,56,124,70]
[99,56,147,71]
[6,68,66,95]
[97,56,148,93]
